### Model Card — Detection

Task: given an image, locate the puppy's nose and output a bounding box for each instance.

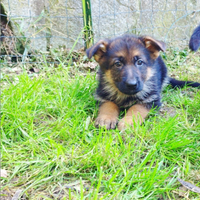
[126,79,138,90]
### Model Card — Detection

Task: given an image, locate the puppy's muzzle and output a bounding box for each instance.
[126,79,138,90]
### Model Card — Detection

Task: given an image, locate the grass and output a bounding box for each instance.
[1,48,200,199]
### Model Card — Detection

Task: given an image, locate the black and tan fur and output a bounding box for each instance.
[189,24,200,51]
[86,34,200,130]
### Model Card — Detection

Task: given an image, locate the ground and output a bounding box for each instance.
[1,47,200,199]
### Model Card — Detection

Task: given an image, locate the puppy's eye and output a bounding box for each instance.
[114,61,122,68]
[135,59,144,66]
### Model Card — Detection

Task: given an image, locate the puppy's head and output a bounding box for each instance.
[86,35,166,95]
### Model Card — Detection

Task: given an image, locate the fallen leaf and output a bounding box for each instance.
[64,179,91,193]
[0,169,8,178]
[177,178,200,193]
[82,62,98,70]
[11,189,23,200]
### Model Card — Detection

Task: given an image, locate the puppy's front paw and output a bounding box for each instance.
[95,115,118,129]
[118,116,133,131]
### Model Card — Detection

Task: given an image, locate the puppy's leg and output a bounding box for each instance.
[95,101,119,129]
[118,104,149,131]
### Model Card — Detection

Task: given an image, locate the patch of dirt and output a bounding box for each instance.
[1,177,93,199]
[159,104,177,118]
[1,188,27,200]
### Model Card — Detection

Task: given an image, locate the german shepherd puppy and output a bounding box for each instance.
[86,34,200,130]
[189,24,200,51]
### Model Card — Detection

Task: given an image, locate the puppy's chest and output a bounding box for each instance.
[95,82,159,108]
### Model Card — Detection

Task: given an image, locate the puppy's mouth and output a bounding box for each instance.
[120,88,143,95]
[116,82,143,95]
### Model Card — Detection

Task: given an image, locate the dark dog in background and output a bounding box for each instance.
[86,34,200,130]
[189,24,200,51]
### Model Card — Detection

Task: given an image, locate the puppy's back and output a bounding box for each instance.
[189,24,200,51]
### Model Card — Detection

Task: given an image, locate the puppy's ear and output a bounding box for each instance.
[189,25,200,51]
[86,40,109,62]
[140,36,166,59]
